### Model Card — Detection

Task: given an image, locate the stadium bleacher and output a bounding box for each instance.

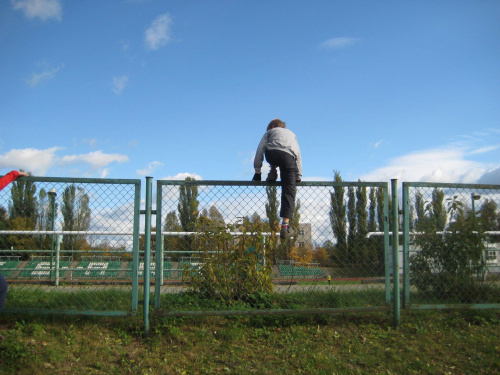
[74,260,122,278]
[19,260,71,278]
[278,264,323,278]
[126,261,173,278]
[0,259,20,277]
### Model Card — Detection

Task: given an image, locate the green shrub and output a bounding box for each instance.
[181,217,273,304]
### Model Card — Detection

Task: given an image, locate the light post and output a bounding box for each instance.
[471,193,481,214]
[48,189,57,281]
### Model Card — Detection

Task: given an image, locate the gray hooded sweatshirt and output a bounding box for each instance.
[254,127,302,177]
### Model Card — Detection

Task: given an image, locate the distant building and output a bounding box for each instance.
[297,223,312,248]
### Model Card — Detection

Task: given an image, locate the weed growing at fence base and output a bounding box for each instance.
[5,288,132,311]
[159,288,387,312]
[0,310,498,374]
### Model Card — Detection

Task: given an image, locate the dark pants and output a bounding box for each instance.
[0,273,7,313]
[264,149,298,219]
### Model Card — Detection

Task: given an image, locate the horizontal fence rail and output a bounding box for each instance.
[402,182,500,310]
[0,176,141,316]
[153,180,392,320]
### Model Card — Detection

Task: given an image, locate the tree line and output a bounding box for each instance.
[0,175,94,260]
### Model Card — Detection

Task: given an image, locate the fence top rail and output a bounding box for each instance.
[0,230,273,237]
[2,176,141,185]
[157,179,389,188]
[367,230,500,238]
[403,181,500,190]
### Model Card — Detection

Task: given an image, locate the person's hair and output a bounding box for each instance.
[267,119,286,131]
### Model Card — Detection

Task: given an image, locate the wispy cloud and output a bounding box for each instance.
[11,0,62,22]
[145,13,173,50]
[59,151,129,169]
[112,75,129,94]
[137,161,164,176]
[159,172,202,181]
[468,145,500,155]
[360,147,485,183]
[26,63,64,87]
[320,37,360,50]
[82,138,98,148]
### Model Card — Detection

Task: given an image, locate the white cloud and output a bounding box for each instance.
[0,147,61,175]
[373,140,384,149]
[11,0,62,21]
[320,37,360,50]
[159,172,202,181]
[478,167,500,184]
[59,151,129,169]
[137,161,164,176]
[0,147,131,177]
[26,64,64,87]
[360,147,486,183]
[145,13,173,50]
[112,75,129,95]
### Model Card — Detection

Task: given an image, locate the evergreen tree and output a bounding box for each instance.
[265,185,279,232]
[177,177,199,253]
[36,188,58,250]
[479,199,499,243]
[8,172,38,256]
[329,171,347,265]
[355,182,368,262]
[368,188,377,233]
[347,186,356,264]
[208,205,225,226]
[177,177,199,232]
[431,188,446,231]
[376,187,385,231]
[163,211,183,261]
[414,191,427,231]
[61,185,91,254]
[9,174,37,227]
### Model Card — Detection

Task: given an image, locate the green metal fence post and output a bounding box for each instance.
[155,180,163,309]
[383,184,391,306]
[132,181,141,313]
[55,235,61,286]
[391,179,401,327]
[402,183,410,308]
[144,177,153,335]
[48,189,57,282]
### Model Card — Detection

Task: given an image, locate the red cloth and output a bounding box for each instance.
[0,171,19,191]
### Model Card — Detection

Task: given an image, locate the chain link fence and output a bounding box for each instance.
[0,176,141,316]
[152,180,391,317]
[402,182,500,309]
[8,176,498,326]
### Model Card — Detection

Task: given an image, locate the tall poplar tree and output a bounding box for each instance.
[177,177,199,252]
[61,185,91,254]
[265,186,279,232]
[368,188,377,234]
[431,188,446,231]
[355,183,368,263]
[177,177,199,232]
[9,174,37,227]
[329,171,346,265]
[347,186,356,264]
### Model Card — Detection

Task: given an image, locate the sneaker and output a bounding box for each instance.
[266,169,278,182]
[280,226,296,240]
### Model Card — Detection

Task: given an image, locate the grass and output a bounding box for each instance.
[0,309,499,374]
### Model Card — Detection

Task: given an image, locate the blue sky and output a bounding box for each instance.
[1,0,499,184]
